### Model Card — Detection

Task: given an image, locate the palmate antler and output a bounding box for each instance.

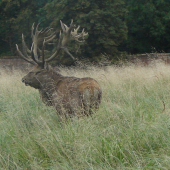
[16,20,88,67]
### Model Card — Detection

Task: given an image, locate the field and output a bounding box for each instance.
[1,62,170,169]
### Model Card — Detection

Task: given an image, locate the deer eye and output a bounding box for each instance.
[35,71,41,75]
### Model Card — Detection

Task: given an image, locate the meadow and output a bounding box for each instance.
[1,62,170,169]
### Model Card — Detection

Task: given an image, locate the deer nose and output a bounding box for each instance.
[22,78,25,83]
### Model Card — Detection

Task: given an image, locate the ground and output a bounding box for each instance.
[1,61,170,169]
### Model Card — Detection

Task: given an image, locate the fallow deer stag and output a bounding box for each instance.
[16,20,102,117]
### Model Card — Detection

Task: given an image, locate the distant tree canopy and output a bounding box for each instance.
[0,0,170,64]
[125,0,170,54]
[0,0,49,56]
[44,0,127,63]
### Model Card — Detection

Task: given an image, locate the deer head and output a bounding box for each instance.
[16,20,88,89]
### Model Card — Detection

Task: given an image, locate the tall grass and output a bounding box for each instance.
[1,62,170,169]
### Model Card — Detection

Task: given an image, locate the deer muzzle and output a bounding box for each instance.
[22,78,25,83]
[22,77,29,86]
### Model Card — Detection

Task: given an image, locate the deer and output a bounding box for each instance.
[16,20,102,118]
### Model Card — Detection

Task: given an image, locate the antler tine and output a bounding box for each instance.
[22,34,31,56]
[82,28,88,36]
[15,33,36,64]
[30,43,35,62]
[45,31,62,62]
[74,25,80,33]
[60,20,65,32]
[47,20,80,63]
[71,26,88,43]
[41,39,46,68]
[39,27,53,39]
[17,22,58,66]
[63,47,77,61]
[68,19,75,32]
[17,20,88,66]
[46,19,88,63]
[60,20,70,33]
[60,19,74,34]
[44,31,56,44]
[70,19,73,25]
[59,20,76,47]
[31,23,57,62]
[31,23,42,38]
[63,24,69,32]
[35,23,41,34]
[31,23,35,38]
[16,44,35,64]
[31,23,39,61]
[30,43,43,65]
[32,23,50,61]
[40,27,50,33]
[45,34,56,44]
[58,31,62,48]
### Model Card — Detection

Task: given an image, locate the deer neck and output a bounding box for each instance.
[38,70,62,96]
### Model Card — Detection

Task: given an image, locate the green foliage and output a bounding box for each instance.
[0,0,49,56]
[44,0,127,63]
[125,0,170,54]
[1,0,170,63]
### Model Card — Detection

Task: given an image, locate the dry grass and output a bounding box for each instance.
[1,61,170,169]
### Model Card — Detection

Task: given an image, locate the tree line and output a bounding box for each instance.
[0,0,170,65]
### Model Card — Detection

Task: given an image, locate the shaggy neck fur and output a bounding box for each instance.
[38,68,63,106]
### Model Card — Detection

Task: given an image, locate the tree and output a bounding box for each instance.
[125,0,170,54]
[44,0,127,63]
[0,0,49,57]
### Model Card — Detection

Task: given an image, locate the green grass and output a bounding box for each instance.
[1,62,170,169]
